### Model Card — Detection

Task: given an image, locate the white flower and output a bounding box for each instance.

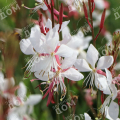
[20,25,46,75]
[32,32,74,75]
[94,0,108,10]
[65,30,92,59]
[98,69,118,118]
[20,20,72,76]
[0,72,15,98]
[74,44,113,89]
[34,56,84,98]
[7,82,42,120]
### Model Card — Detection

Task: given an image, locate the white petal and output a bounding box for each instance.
[17,82,27,99]
[41,4,48,10]
[34,71,55,81]
[60,34,71,45]
[97,56,113,70]
[67,36,83,49]
[45,31,59,53]
[33,57,52,72]
[56,44,73,58]
[107,101,119,120]
[82,36,92,49]
[0,72,4,82]
[1,77,15,91]
[29,25,42,52]
[61,51,77,70]
[7,112,20,120]
[46,27,58,41]
[86,44,99,68]
[19,39,35,55]
[25,94,42,105]
[77,50,87,59]
[60,21,70,31]
[74,59,92,72]
[97,74,111,95]
[62,68,84,81]
[110,84,117,100]
[55,20,70,32]
[84,113,91,120]
[45,19,52,30]
[105,69,112,85]
[62,26,70,38]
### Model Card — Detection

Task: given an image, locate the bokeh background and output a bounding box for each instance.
[0,0,120,120]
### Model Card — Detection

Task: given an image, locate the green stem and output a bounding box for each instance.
[67,80,71,115]
[97,90,101,115]
[56,93,60,120]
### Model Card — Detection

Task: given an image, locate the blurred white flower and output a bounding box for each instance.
[0,72,15,98]
[7,82,42,120]
[65,30,92,59]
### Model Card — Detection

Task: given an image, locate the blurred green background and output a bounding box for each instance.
[0,0,120,120]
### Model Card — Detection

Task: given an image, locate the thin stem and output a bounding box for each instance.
[56,93,60,120]
[88,0,95,46]
[51,1,55,28]
[66,80,71,115]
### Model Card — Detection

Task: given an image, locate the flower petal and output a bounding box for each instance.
[45,31,59,53]
[7,112,20,120]
[74,59,92,72]
[56,44,73,58]
[84,113,91,120]
[97,56,113,70]
[17,82,27,99]
[41,4,48,10]
[105,68,112,85]
[62,68,84,81]
[55,20,70,32]
[19,39,35,55]
[107,101,119,120]
[86,44,99,68]
[33,57,52,72]
[60,33,71,45]
[61,51,77,70]
[34,71,55,81]
[29,25,42,52]
[97,74,111,95]
[25,94,42,105]
[45,19,52,30]
[110,84,117,100]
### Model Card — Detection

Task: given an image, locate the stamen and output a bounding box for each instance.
[48,72,49,80]
[42,71,45,77]
[39,70,43,75]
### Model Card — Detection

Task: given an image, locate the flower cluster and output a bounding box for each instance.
[0,0,118,120]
